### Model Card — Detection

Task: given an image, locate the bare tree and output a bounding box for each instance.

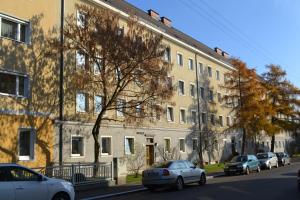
[60,4,174,163]
[125,143,145,178]
[156,146,181,161]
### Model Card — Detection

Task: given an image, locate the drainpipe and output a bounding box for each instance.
[195,53,204,168]
[59,0,65,165]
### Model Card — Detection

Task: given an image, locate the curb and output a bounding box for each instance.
[80,188,147,200]
[80,174,223,200]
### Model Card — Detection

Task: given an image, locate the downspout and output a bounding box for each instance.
[59,0,64,165]
[195,53,204,168]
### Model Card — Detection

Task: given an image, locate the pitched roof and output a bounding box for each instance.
[101,0,231,66]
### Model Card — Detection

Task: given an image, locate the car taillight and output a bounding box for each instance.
[162,169,170,176]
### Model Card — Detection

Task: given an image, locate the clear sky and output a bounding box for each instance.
[126,0,300,87]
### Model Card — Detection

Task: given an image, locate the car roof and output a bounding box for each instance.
[0,163,21,167]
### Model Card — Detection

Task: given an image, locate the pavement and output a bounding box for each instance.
[76,172,224,200]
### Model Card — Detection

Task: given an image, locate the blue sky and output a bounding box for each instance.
[126,0,300,87]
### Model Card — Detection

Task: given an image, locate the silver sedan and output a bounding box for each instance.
[142,160,206,191]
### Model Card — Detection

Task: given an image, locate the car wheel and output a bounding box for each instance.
[175,177,184,191]
[199,173,206,186]
[245,167,250,175]
[257,166,261,173]
[52,193,70,200]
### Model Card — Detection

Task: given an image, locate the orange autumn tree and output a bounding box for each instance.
[262,64,300,152]
[62,4,174,163]
[224,58,273,155]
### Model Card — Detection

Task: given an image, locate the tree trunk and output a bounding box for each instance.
[270,134,275,152]
[92,124,100,163]
[241,128,246,155]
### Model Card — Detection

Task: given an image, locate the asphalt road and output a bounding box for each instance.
[104,162,300,200]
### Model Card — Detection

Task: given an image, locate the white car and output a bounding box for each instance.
[0,164,75,200]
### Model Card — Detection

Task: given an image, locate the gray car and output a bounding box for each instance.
[257,152,278,170]
[275,152,291,166]
[142,160,206,191]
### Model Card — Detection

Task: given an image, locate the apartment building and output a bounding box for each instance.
[0,0,293,168]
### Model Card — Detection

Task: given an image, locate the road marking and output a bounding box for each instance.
[80,188,147,200]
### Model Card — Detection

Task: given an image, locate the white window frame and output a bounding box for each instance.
[188,58,194,70]
[198,62,204,74]
[101,136,112,156]
[207,66,212,77]
[178,80,185,96]
[124,136,135,155]
[76,50,86,69]
[0,70,29,98]
[18,128,35,161]
[166,106,175,122]
[0,13,31,44]
[190,83,196,98]
[179,108,187,124]
[71,135,85,157]
[116,98,126,117]
[190,109,197,124]
[164,137,171,153]
[76,92,88,113]
[76,10,86,28]
[179,138,185,152]
[177,52,183,67]
[163,47,171,62]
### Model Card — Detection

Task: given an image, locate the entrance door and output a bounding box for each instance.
[146,145,154,166]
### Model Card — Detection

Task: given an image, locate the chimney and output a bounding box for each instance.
[148,9,160,20]
[222,51,229,59]
[214,47,223,55]
[161,16,172,27]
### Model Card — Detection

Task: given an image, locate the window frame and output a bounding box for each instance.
[166,106,175,122]
[100,136,112,156]
[76,92,88,113]
[164,137,171,153]
[219,115,224,127]
[94,95,103,114]
[18,128,35,161]
[190,109,197,124]
[179,108,187,124]
[207,66,212,77]
[0,70,29,98]
[216,70,220,80]
[116,98,126,117]
[176,52,183,67]
[71,135,85,157]
[188,58,194,70]
[190,83,196,98]
[178,80,185,96]
[179,138,185,152]
[124,136,135,155]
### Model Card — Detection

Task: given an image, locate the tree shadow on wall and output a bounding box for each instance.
[0,14,60,166]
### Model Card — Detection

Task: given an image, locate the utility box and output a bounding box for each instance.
[113,157,127,185]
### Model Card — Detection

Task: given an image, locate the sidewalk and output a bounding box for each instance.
[76,172,223,200]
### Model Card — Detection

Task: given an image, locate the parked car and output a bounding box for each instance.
[142,160,206,191]
[224,155,260,175]
[275,152,291,166]
[257,152,278,170]
[0,163,75,200]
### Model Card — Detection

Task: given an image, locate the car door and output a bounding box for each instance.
[248,156,255,171]
[8,166,48,200]
[0,167,15,200]
[176,161,191,183]
[185,161,200,182]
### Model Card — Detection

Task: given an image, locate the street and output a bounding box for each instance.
[87,162,300,200]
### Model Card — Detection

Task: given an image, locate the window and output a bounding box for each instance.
[201,113,206,124]
[219,116,223,127]
[0,15,30,43]
[208,90,214,101]
[190,84,195,97]
[177,53,183,66]
[207,66,212,77]
[19,129,35,161]
[101,137,112,155]
[200,87,205,99]
[9,167,39,181]
[93,57,102,75]
[125,137,134,155]
[164,138,171,152]
[94,95,103,113]
[180,109,186,123]
[199,63,203,74]
[216,70,220,80]
[76,10,86,28]
[0,71,29,97]
[71,136,84,157]
[188,59,194,70]
[167,106,174,122]
[210,114,215,125]
[191,110,197,124]
[217,93,222,103]
[226,116,231,126]
[179,139,185,152]
[115,66,122,81]
[76,93,88,112]
[192,139,198,151]
[76,51,86,69]
[136,103,142,116]
[166,76,173,90]
[164,48,171,62]
[178,80,185,95]
[116,99,126,117]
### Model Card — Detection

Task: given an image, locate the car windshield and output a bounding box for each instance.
[257,154,268,159]
[231,156,247,162]
[152,161,173,168]
[276,153,284,157]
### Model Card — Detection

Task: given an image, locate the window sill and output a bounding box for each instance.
[71,154,85,158]
[0,92,28,99]
[19,156,33,161]
[101,153,112,157]
[0,36,29,45]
